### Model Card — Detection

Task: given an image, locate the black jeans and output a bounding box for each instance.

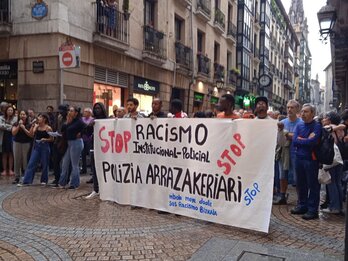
[90,150,99,193]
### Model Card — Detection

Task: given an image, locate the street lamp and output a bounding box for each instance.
[215,77,224,89]
[317,1,337,41]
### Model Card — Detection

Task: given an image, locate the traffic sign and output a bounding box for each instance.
[59,45,77,69]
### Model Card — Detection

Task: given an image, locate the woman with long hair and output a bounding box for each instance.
[0,105,17,176]
[11,110,33,184]
[58,106,85,189]
[18,114,53,186]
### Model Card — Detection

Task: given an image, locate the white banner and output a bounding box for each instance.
[94,119,277,233]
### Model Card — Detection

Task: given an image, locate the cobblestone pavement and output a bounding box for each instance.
[0,175,345,261]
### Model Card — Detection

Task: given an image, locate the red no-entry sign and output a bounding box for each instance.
[59,45,77,69]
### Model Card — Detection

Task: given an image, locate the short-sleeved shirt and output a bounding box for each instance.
[281,117,302,153]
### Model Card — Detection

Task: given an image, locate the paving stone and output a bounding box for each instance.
[0,178,345,261]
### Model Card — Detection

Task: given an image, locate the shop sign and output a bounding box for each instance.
[0,61,17,80]
[32,1,48,20]
[210,96,219,104]
[133,76,159,95]
[194,92,204,102]
[32,61,44,73]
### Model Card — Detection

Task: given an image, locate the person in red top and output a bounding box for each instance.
[170,99,187,118]
[216,94,240,119]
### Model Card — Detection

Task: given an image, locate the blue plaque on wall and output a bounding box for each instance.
[32,2,48,20]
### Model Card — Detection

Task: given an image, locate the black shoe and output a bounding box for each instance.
[290,206,308,215]
[50,180,57,185]
[273,197,287,205]
[12,178,19,184]
[302,212,319,220]
[320,201,329,210]
[86,178,93,184]
[67,186,76,190]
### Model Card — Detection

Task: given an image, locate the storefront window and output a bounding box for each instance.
[133,93,153,116]
[0,60,18,107]
[93,83,122,117]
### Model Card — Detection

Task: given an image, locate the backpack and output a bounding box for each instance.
[315,127,334,165]
[335,132,348,161]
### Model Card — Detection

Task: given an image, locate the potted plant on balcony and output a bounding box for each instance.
[231,67,240,76]
[122,0,130,20]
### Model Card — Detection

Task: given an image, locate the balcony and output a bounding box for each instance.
[284,78,294,89]
[213,63,224,81]
[197,53,210,78]
[175,41,193,72]
[177,0,192,7]
[227,21,237,44]
[93,3,129,52]
[0,0,11,35]
[228,70,238,86]
[196,0,211,21]
[142,25,167,65]
[213,7,225,34]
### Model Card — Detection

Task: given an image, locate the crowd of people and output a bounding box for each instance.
[0,94,347,218]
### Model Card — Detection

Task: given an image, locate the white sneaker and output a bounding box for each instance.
[321,208,340,214]
[85,191,99,199]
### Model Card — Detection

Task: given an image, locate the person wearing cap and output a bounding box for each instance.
[18,114,54,186]
[254,96,272,119]
[216,94,240,119]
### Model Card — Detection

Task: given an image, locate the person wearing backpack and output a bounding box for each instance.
[320,112,344,214]
[290,104,322,220]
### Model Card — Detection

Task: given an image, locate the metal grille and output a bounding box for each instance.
[94,66,128,87]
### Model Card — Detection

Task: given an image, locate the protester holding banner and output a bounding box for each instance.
[216,94,240,119]
[58,106,85,189]
[85,102,108,199]
[169,99,187,118]
[291,104,321,220]
[254,97,272,120]
[148,98,166,118]
[124,98,144,118]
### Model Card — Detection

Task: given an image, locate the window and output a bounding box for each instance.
[145,0,156,26]
[197,30,205,53]
[214,42,220,63]
[175,15,183,42]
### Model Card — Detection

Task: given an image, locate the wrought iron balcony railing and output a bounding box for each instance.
[214,7,225,29]
[175,41,193,69]
[197,0,211,17]
[143,25,166,59]
[96,2,129,44]
[197,53,210,76]
[227,21,237,38]
[213,62,224,80]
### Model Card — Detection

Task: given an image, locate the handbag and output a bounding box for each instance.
[318,168,331,184]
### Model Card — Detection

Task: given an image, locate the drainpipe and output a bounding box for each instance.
[186,3,195,114]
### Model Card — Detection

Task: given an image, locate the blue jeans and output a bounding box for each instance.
[23,141,50,184]
[327,165,343,211]
[274,160,280,195]
[295,158,320,214]
[59,139,84,188]
[288,152,297,185]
